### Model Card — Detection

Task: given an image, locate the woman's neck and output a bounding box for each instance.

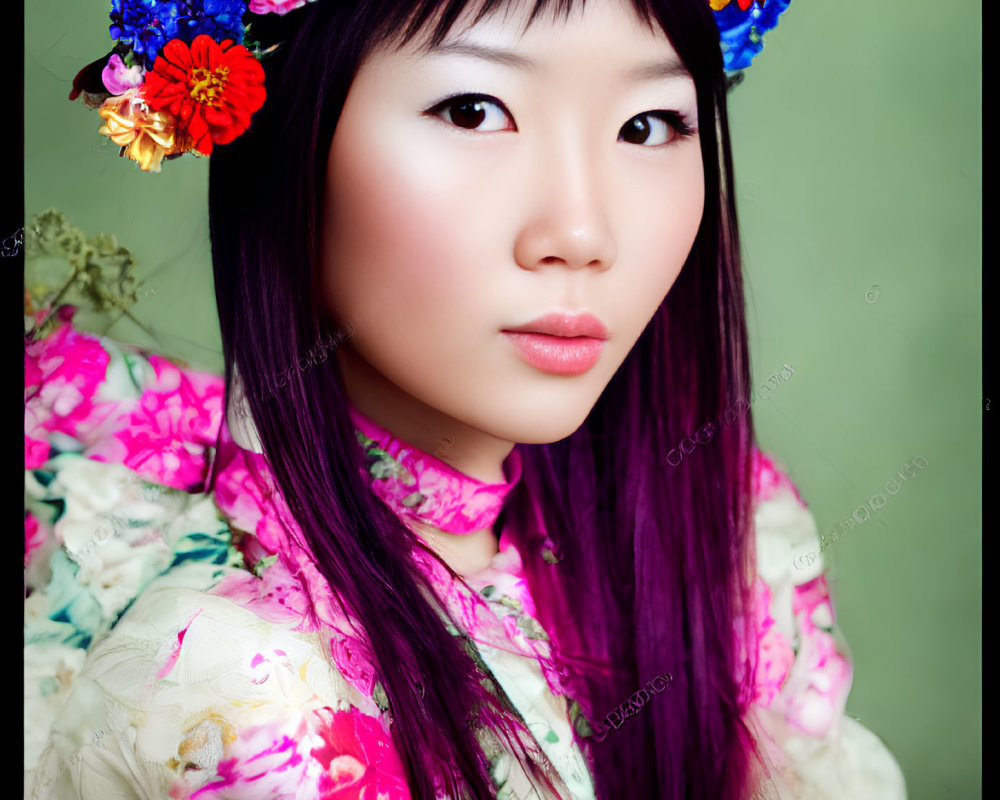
[408,518,501,577]
[338,346,523,576]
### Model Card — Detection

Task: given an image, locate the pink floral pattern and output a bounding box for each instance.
[25,512,45,568]
[24,308,116,445]
[25,435,49,469]
[90,354,224,491]
[349,404,522,535]
[211,436,351,634]
[752,448,807,507]
[747,577,796,707]
[191,706,411,799]
[25,315,890,799]
[211,556,325,633]
[786,575,854,737]
[743,452,857,746]
[24,309,224,492]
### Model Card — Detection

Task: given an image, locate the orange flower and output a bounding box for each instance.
[98,88,195,172]
[141,35,266,156]
[710,0,761,9]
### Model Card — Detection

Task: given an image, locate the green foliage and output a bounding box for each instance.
[25,209,147,339]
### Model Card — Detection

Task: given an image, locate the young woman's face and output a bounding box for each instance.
[323,0,704,462]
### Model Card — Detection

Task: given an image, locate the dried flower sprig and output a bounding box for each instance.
[25,209,154,341]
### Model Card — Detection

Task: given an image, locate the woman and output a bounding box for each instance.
[25,0,906,797]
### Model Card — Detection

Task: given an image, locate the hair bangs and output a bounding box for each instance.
[370,0,659,54]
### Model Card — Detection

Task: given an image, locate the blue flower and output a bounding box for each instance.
[713,0,791,72]
[109,0,248,68]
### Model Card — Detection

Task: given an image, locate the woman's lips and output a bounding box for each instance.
[501,332,605,375]
[501,312,608,375]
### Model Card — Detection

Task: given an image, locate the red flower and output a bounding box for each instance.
[141,35,265,156]
[310,708,412,797]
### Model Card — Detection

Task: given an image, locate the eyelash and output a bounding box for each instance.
[426,93,516,132]
[621,111,697,146]
[425,93,698,146]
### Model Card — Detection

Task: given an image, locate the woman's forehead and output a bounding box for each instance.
[385,0,660,53]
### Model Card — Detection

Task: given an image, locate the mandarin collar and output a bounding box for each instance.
[348,404,522,535]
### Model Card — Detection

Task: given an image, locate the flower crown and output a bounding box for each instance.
[70,0,790,172]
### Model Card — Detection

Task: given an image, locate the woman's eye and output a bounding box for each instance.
[428,94,515,132]
[618,111,694,146]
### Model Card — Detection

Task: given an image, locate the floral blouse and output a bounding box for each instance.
[24,314,907,799]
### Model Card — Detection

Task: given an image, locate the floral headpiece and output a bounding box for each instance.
[70,0,790,172]
[712,0,791,71]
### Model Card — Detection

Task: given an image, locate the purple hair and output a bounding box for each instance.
[209,0,763,797]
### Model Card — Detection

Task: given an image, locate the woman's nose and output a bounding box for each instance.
[512,140,618,272]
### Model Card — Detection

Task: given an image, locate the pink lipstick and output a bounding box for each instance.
[501,312,608,375]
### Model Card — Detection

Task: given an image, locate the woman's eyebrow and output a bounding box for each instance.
[625,59,692,82]
[421,38,690,82]
[421,40,538,71]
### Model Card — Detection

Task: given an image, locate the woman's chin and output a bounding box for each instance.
[480,406,595,446]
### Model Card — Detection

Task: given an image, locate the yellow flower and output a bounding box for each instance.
[97,89,194,172]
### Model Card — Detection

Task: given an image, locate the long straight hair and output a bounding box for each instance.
[209,0,761,797]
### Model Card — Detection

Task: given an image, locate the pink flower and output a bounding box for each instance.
[327,635,378,699]
[736,577,795,709]
[310,708,410,797]
[25,435,50,469]
[211,566,310,625]
[411,548,496,640]
[212,440,271,532]
[254,511,300,562]
[24,353,43,392]
[213,435,302,554]
[146,355,224,446]
[192,706,410,799]
[90,354,224,491]
[102,402,211,490]
[792,574,834,627]
[752,447,807,507]
[289,549,348,630]
[786,576,853,736]
[412,468,504,532]
[24,311,115,443]
[25,512,46,568]
[785,631,852,737]
[750,580,795,707]
[101,53,144,95]
[247,0,312,15]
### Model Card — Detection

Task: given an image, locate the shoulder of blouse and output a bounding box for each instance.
[25,308,224,492]
[24,314,414,799]
[745,448,907,800]
[27,566,411,799]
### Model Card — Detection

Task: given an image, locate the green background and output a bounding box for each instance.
[25,1,981,797]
